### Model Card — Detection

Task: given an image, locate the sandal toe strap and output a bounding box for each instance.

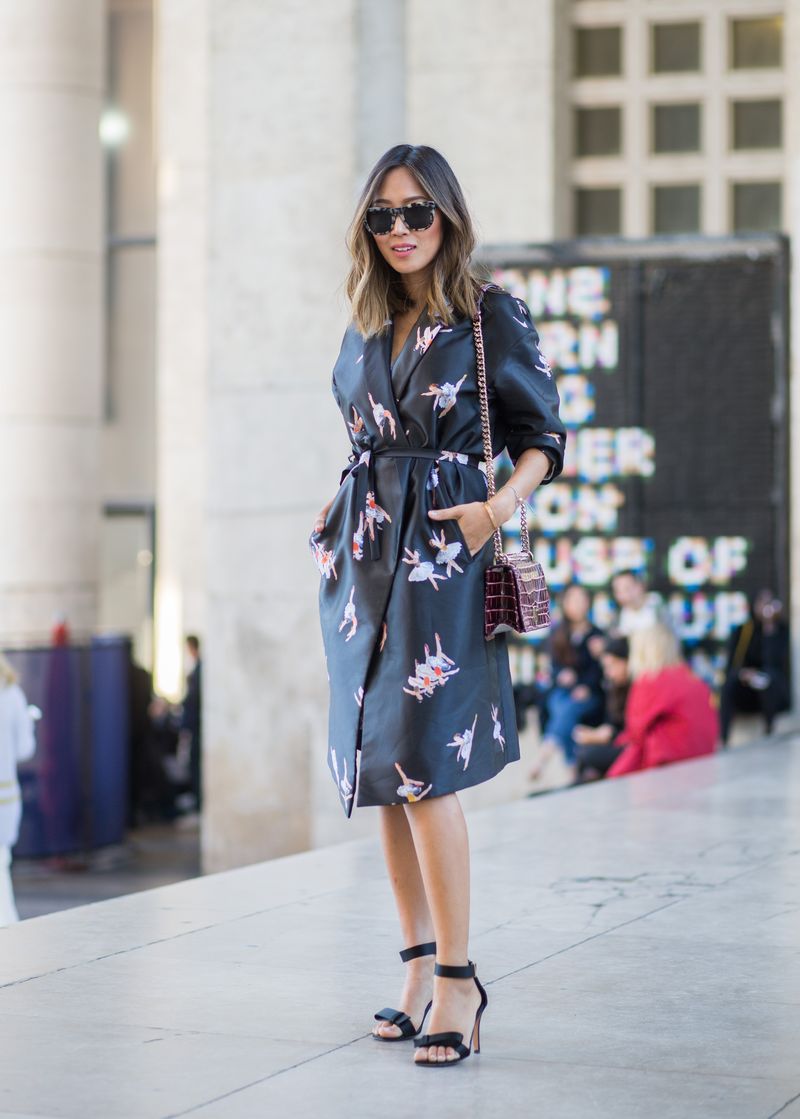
[374,1008,414,1036]
[414,1030,468,1056]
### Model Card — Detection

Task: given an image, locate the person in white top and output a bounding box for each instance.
[611,570,673,637]
[0,652,36,926]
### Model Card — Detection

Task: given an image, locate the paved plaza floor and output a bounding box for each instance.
[1,734,799,1119]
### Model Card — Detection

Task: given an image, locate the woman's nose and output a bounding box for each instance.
[390,213,411,234]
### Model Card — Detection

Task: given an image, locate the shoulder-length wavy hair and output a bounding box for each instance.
[344,144,489,337]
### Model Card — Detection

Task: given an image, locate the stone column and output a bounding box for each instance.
[154,0,209,699]
[0,0,105,642]
[157,0,359,869]
[406,0,560,243]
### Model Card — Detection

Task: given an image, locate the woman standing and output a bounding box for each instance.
[0,652,36,925]
[310,145,565,1065]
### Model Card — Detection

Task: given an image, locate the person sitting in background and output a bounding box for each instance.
[611,569,671,636]
[573,636,630,783]
[720,589,789,745]
[529,583,605,782]
[606,623,718,778]
[0,652,36,926]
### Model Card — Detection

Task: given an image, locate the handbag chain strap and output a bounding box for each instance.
[472,285,532,564]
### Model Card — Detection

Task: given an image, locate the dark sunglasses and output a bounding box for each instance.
[364,200,437,236]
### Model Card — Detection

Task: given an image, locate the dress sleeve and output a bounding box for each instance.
[490,322,566,481]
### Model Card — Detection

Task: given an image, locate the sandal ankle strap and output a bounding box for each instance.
[434,960,476,979]
[399,941,436,963]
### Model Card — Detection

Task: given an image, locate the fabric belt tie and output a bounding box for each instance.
[348,443,485,561]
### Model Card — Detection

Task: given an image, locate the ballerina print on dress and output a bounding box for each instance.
[402,547,447,590]
[414,323,442,354]
[403,632,460,702]
[394,762,432,802]
[330,746,354,808]
[354,686,364,707]
[428,529,464,577]
[367,392,397,439]
[379,621,388,652]
[422,373,467,417]
[352,511,366,561]
[491,705,505,751]
[348,406,365,439]
[438,450,469,465]
[447,714,478,771]
[311,539,338,581]
[339,586,358,641]
[364,490,392,544]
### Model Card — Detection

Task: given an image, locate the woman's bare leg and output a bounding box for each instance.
[373,804,436,1038]
[404,793,483,1063]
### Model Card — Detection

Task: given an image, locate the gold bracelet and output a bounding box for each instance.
[483,500,499,531]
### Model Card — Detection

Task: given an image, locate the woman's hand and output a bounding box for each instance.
[312,497,335,535]
[571,684,591,702]
[573,723,613,746]
[428,500,498,557]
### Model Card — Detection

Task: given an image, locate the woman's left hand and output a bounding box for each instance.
[428,501,496,557]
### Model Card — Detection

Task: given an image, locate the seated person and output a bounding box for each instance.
[530,583,605,781]
[573,636,630,783]
[607,623,718,778]
[720,589,790,745]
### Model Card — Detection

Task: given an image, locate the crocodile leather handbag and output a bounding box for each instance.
[473,286,552,640]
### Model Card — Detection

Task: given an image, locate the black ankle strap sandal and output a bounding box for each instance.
[413,959,489,1066]
[373,941,436,1042]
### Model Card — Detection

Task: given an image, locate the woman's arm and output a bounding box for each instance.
[428,446,550,556]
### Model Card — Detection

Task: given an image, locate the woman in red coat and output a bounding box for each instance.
[608,623,719,778]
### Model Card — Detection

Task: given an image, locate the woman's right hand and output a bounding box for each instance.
[312,497,335,535]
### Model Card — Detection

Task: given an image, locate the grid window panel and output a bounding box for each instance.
[575,188,622,235]
[652,104,701,153]
[574,27,623,77]
[732,100,782,150]
[653,185,701,234]
[652,22,701,73]
[731,17,782,69]
[575,107,623,156]
[732,182,783,231]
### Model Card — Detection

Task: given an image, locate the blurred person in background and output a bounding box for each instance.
[611,569,671,636]
[178,635,202,812]
[529,583,605,782]
[0,653,36,925]
[606,624,718,778]
[573,636,630,783]
[720,589,789,745]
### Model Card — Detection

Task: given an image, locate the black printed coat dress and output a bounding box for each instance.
[310,284,566,817]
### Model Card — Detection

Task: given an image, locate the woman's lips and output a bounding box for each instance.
[391,244,416,254]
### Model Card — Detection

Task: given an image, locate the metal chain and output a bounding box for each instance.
[472,285,532,562]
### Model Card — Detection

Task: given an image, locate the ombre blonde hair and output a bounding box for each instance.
[345,144,490,337]
[627,623,683,680]
[0,652,18,688]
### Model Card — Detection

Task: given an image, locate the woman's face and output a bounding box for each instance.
[602,653,628,686]
[368,166,444,285]
[562,584,590,623]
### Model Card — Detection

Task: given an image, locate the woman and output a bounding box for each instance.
[573,636,630,782]
[606,624,718,778]
[530,583,605,782]
[0,652,36,925]
[720,588,790,744]
[309,145,565,1066]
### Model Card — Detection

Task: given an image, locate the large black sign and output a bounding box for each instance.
[480,236,789,685]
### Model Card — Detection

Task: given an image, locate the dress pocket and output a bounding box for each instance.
[431,466,475,564]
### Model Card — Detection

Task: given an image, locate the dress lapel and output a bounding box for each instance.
[359,325,410,447]
[390,306,448,402]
